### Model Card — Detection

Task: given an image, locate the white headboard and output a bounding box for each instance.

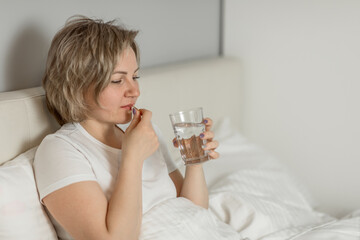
[0,87,59,164]
[0,57,242,165]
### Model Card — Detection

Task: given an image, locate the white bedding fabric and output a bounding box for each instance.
[139,155,360,240]
[139,118,360,240]
[140,197,242,240]
[208,158,360,240]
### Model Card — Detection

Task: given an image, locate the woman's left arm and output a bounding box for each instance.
[169,118,219,209]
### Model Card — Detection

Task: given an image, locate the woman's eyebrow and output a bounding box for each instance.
[112,67,140,75]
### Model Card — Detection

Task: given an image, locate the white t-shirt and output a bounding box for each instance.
[33,122,178,240]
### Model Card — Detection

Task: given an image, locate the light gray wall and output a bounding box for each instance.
[224,0,360,217]
[0,0,220,92]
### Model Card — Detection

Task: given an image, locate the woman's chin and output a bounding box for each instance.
[116,114,132,124]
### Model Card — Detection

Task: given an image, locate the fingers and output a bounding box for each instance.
[172,137,179,148]
[200,131,214,141]
[138,108,152,123]
[204,118,213,131]
[126,107,142,132]
[208,150,220,159]
[203,140,219,151]
[201,119,220,160]
[126,108,152,133]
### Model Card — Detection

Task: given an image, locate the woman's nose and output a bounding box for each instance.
[125,81,140,97]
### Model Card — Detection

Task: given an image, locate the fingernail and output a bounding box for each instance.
[132,107,136,115]
[204,120,208,124]
[200,133,204,139]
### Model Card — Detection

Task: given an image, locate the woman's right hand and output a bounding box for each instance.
[121,108,159,163]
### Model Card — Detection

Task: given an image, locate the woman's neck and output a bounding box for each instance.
[80,120,123,149]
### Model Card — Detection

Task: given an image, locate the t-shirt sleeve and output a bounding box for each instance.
[152,124,179,173]
[33,135,97,203]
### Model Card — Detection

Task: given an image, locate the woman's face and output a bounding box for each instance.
[85,48,140,125]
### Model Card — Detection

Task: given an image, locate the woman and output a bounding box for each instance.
[34,16,219,240]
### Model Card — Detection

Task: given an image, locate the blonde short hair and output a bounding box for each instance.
[43,15,139,125]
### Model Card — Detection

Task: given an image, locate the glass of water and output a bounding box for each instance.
[169,107,210,165]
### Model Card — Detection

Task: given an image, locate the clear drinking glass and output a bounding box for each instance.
[169,107,210,165]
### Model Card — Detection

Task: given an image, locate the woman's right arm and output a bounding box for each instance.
[43,109,158,240]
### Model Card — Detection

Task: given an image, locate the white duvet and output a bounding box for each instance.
[140,197,241,240]
[140,119,360,240]
[140,161,360,240]
[208,159,360,240]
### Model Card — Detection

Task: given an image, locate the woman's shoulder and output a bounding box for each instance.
[35,123,84,159]
[40,122,79,144]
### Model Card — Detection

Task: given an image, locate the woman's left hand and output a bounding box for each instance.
[172,117,220,160]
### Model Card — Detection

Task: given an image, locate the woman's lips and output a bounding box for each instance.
[121,104,134,111]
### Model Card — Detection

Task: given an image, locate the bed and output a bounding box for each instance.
[0,57,359,239]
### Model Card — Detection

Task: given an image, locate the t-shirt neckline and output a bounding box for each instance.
[73,122,122,154]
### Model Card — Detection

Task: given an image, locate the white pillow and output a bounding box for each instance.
[0,147,58,240]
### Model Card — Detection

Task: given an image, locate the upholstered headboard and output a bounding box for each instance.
[0,57,242,165]
[0,88,59,164]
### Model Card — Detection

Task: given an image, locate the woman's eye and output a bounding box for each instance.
[133,76,140,80]
[111,79,124,84]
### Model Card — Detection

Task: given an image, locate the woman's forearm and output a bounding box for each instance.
[180,164,209,209]
[106,158,143,240]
